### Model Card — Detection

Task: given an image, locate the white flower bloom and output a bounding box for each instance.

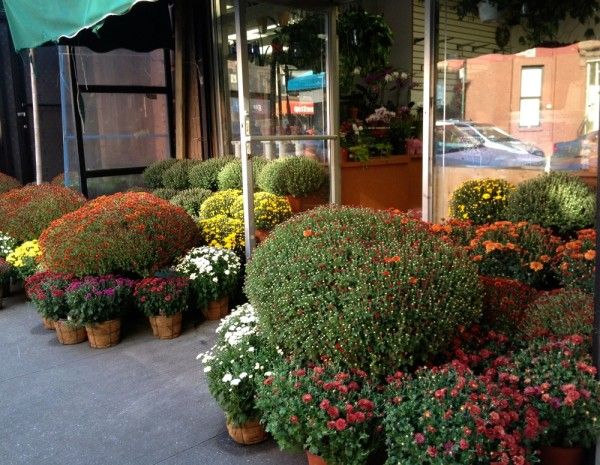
[203,366,212,373]
[384,73,393,82]
[231,378,241,386]
[239,372,248,379]
[212,277,218,283]
[222,373,233,383]
[401,72,408,80]
[264,371,273,377]
[247,347,255,352]
[254,362,260,370]
[352,67,361,75]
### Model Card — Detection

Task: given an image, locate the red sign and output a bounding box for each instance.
[289,101,314,115]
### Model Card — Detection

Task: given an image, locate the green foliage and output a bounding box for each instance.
[0,171,21,194]
[257,156,326,197]
[200,304,274,426]
[25,272,75,321]
[217,157,269,191]
[199,189,241,219]
[162,159,201,190]
[245,207,482,378]
[152,188,178,200]
[189,157,235,191]
[521,289,594,339]
[506,172,595,236]
[169,188,212,218]
[257,360,384,465]
[142,159,177,188]
[449,178,514,224]
[133,277,190,317]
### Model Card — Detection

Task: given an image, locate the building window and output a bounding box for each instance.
[519,66,543,127]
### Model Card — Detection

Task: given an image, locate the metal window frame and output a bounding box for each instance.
[67,45,175,197]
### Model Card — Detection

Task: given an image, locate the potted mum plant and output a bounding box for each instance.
[232,192,292,243]
[66,275,135,348]
[200,303,272,444]
[174,246,241,320]
[256,360,384,465]
[25,272,87,343]
[502,336,600,465]
[6,239,41,281]
[134,276,190,339]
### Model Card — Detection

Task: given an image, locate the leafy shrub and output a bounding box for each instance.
[449,178,514,224]
[506,172,595,236]
[245,207,482,377]
[39,192,200,277]
[0,172,21,194]
[199,189,241,219]
[217,157,269,191]
[200,304,274,426]
[142,158,177,188]
[66,275,135,325]
[25,272,75,321]
[152,188,178,200]
[232,192,292,230]
[169,188,212,218]
[0,232,17,258]
[257,360,383,465]
[466,221,561,289]
[257,156,326,197]
[189,157,235,191]
[198,214,245,252]
[500,336,600,448]
[385,363,542,465]
[162,159,200,190]
[0,184,86,242]
[6,240,41,280]
[521,289,593,339]
[556,228,595,293]
[479,276,538,334]
[133,277,190,317]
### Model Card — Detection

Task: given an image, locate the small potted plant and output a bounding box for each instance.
[25,271,87,343]
[174,246,241,320]
[134,276,190,339]
[199,303,272,444]
[0,258,11,308]
[256,360,383,465]
[65,275,135,348]
[257,157,327,213]
[501,336,600,465]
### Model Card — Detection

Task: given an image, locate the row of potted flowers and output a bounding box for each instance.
[22,246,241,348]
[200,304,600,465]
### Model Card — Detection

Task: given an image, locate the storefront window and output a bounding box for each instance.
[426,0,599,221]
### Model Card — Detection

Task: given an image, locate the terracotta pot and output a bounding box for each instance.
[226,418,268,445]
[54,320,87,345]
[203,296,229,320]
[306,451,328,465]
[42,316,55,330]
[255,229,270,243]
[369,126,390,138]
[540,446,583,465]
[148,313,183,339]
[285,195,302,213]
[85,319,121,349]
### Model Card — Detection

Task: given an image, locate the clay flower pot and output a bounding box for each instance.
[226,418,267,445]
[540,446,583,465]
[306,451,328,465]
[42,316,55,330]
[148,313,183,339]
[85,318,121,349]
[54,320,87,345]
[255,229,270,244]
[203,296,229,320]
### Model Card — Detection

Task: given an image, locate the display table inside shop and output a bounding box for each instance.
[341,154,422,211]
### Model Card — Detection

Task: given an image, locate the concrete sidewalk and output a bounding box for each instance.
[0,294,305,465]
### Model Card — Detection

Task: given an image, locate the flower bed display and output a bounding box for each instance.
[245,206,482,377]
[0,184,86,242]
[39,192,200,277]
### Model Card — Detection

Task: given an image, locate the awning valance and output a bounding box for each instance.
[2,0,159,50]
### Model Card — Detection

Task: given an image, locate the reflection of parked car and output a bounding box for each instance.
[552,131,598,170]
[435,121,545,168]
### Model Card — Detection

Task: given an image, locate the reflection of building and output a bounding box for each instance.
[457,42,600,156]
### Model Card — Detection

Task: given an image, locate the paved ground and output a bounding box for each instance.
[0,293,305,465]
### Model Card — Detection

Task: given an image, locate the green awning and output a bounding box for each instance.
[2,0,159,50]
